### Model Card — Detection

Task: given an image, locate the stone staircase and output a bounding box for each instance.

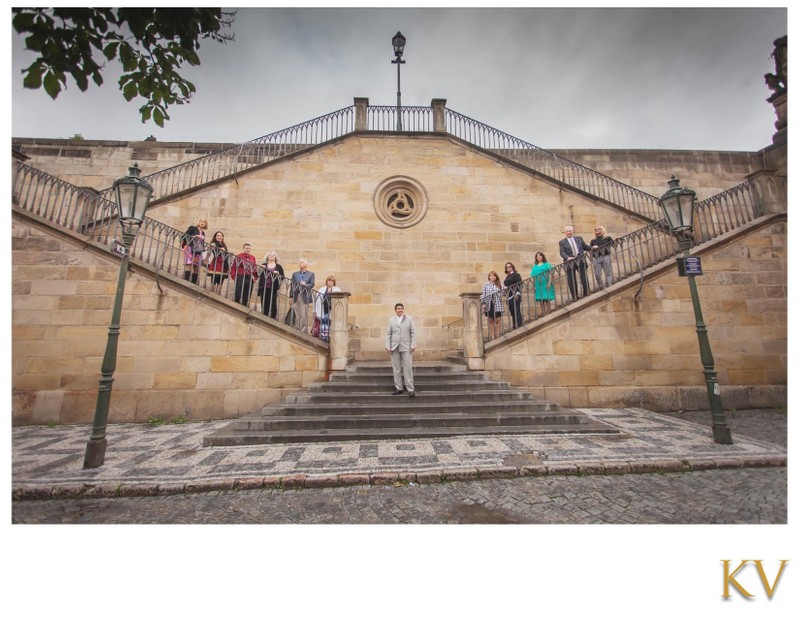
[203,362,619,446]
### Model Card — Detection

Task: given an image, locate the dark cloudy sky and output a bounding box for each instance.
[10,7,787,150]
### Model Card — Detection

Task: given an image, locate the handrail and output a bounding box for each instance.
[14,157,762,350]
[444,108,663,221]
[91,102,662,223]
[480,180,761,341]
[12,160,335,343]
[99,106,356,203]
[442,318,464,329]
[367,105,434,132]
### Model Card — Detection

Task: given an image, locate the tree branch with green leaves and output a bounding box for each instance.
[13,7,235,127]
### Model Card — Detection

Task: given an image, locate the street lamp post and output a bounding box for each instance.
[657,176,733,445]
[391,31,406,131]
[84,164,154,468]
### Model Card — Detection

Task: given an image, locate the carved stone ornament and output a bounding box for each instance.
[764,35,787,94]
[373,176,429,229]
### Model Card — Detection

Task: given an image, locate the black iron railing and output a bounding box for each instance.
[13,160,332,340]
[479,181,761,341]
[92,102,660,222]
[14,158,761,346]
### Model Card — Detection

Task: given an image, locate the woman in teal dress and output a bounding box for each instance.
[530,251,555,316]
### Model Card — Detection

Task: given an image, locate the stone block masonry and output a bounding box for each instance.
[12,218,326,426]
[11,129,786,423]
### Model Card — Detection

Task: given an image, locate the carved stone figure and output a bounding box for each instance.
[764,35,787,93]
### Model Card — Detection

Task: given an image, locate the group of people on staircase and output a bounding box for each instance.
[480,224,616,339]
[178,215,617,369]
[179,218,340,342]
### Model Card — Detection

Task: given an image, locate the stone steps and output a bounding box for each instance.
[202,362,618,446]
[203,423,616,446]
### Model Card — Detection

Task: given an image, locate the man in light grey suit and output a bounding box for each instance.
[385,303,417,397]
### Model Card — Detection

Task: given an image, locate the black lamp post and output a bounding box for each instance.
[658,176,733,445]
[84,164,154,468]
[391,31,406,131]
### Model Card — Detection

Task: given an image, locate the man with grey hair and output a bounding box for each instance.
[558,225,590,301]
[289,258,315,332]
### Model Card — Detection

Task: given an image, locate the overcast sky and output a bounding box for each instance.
[10,7,788,151]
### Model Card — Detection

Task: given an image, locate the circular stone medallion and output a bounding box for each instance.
[373,176,429,229]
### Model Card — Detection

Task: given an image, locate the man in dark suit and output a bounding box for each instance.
[289,258,315,332]
[559,225,590,301]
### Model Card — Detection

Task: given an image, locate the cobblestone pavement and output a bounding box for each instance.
[11,408,788,524]
[12,466,787,524]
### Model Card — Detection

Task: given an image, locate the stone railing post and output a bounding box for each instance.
[460,292,485,370]
[329,291,351,370]
[431,98,447,133]
[354,98,369,132]
[746,169,787,216]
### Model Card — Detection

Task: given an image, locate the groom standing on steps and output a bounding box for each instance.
[385,303,417,397]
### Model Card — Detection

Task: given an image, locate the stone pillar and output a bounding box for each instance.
[431,98,447,132]
[329,291,351,370]
[768,91,787,147]
[764,36,787,147]
[460,292,485,370]
[354,98,369,132]
[745,169,787,216]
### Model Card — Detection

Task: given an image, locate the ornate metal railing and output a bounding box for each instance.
[481,180,761,341]
[367,105,434,132]
[91,102,661,223]
[443,108,663,221]
[13,160,332,341]
[13,127,763,348]
[99,105,357,202]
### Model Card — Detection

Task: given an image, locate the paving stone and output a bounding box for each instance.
[10,408,788,524]
[304,475,340,488]
[415,471,443,484]
[371,473,400,485]
[279,474,306,488]
[478,466,519,479]
[338,473,370,486]
[442,468,479,482]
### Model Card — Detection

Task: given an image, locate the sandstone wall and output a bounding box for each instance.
[11,132,786,424]
[146,135,654,360]
[12,137,759,202]
[551,149,762,200]
[11,138,237,191]
[12,217,327,426]
[485,219,787,410]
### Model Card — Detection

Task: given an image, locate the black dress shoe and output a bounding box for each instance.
[392,389,404,395]
[408,391,415,397]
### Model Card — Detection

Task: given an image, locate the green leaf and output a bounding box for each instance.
[103,41,119,60]
[43,71,62,99]
[184,50,200,65]
[119,43,136,71]
[25,33,44,52]
[12,11,36,32]
[22,65,43,89]
[75,72,88,91]
[153,106,165,127]
[122,79,138,101]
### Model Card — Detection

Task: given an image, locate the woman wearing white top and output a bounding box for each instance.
[314,275,341,341]
[481,270,505,340]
